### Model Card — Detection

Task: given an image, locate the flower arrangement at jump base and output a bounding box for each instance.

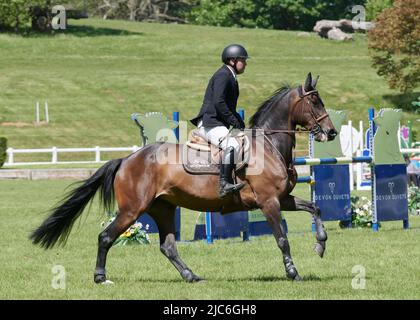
[101,212,151,246]
[350,195,374,228]
[408,186,420,215]
[340,195,375,228]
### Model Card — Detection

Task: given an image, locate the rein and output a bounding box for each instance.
[244,128,310,134]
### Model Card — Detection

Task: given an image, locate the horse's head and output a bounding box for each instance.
[291,73,337,142]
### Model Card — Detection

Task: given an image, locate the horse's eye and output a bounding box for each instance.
[311,95,318,105]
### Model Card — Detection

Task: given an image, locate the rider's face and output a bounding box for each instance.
[235,58,247,74]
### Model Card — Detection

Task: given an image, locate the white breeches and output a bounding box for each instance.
[198,121,240,153]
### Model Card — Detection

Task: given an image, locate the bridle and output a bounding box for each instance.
[297,85,329,136]
[250,85,329,136]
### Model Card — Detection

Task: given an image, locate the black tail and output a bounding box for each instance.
[30,158,123,249]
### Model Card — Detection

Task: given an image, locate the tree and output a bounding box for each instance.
[187,0,365,31]
[365,0,393,21]
[368,0,420,92]
[95,0,190,23]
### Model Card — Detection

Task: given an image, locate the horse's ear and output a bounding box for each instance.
[304,72,313,91]
[312,75,320,88]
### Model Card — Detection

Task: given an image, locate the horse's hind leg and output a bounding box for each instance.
[149,200,203,283]
[94,208,140,284]
[262,199,302,281]
[94,180,155,284]
[280,195,327,258]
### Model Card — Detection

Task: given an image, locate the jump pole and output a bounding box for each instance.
[173,111,181,241]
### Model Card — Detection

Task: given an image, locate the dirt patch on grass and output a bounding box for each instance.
[0,121,48,127]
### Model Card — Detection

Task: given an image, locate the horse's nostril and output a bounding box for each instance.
[327,129,337,141]
[328,129,337,137]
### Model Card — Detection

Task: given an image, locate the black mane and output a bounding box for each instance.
[249,85,292,128]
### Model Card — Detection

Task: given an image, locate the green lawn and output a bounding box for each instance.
[1,180,419,299]
[0,18,418,155]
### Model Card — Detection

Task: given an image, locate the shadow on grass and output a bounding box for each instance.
[229,273,359,282]
[65,24,143,37]
[376,225,420,233]
[111,275,186,283]
[383,91,420,113]
[227,275,316,282]
[2,24,142,38]
[112,273,330,283]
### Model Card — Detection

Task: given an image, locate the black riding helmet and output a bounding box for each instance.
[221,44,249,64]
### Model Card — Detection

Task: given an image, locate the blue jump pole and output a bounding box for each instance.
[173,111,179,140]
[238,109,250,241]
[238,108,245,121]
[173,111,181,241]
[294,156,372,166]
[205,211,213,244]
[297,176,313,183]
[368,108,379,232]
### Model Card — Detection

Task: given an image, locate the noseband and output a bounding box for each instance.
[298,85,329,135]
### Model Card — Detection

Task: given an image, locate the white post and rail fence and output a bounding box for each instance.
[4,146,141,166]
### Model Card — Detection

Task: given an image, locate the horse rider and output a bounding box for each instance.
[190,44,249,198]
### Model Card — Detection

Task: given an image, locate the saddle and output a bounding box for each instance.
[183,130,250,174]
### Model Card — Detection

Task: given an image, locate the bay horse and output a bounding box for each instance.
[31,73,337,283]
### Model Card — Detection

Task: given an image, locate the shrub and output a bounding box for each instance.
[0,0,43,31]
[0,0,67,32]
[368,0,420,92]
[0,137,7,168]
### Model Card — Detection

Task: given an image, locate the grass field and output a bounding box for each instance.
[0,18,418,154]
[1,179,419,300]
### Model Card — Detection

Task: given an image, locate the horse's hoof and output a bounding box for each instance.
[190,273,204,282]
[286,267,301,281]
[286,271,303,282]
[314,242,325,258]
[182,269,203,283]
[293,274,303,281]
[101,280,114,285]
[191,275,204,282]
[94,274,107,284]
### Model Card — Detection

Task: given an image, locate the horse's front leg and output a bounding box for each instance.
[262,199,302,281]
[280,195,327,258]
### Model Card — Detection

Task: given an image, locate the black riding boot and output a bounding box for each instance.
[219,147,244,198]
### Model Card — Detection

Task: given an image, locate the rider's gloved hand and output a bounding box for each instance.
[235,119,245,131]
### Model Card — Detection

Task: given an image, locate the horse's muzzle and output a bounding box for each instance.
[327,128,337,141]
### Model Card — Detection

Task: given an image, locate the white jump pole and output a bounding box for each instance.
[348,120,354,191]
[359,120,364,150]
[45,101,49,123]
[36,102,40,123]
